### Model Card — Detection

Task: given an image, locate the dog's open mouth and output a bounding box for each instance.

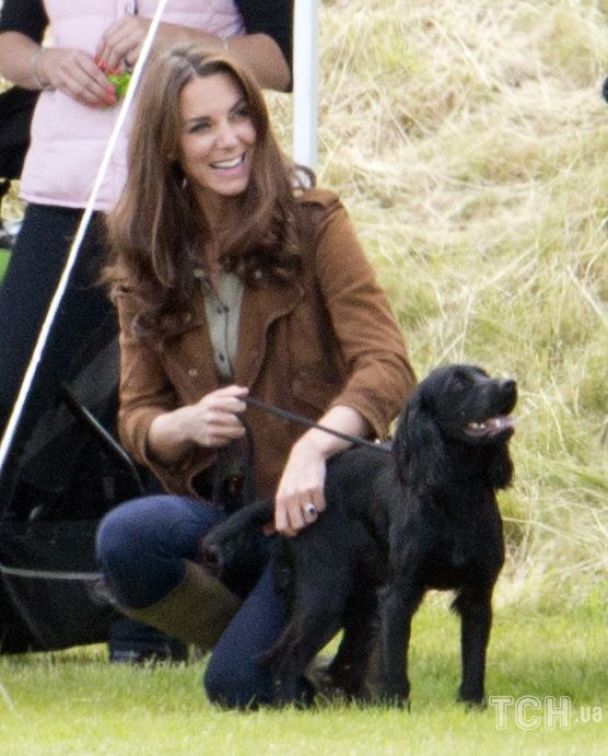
[464,415,515,438]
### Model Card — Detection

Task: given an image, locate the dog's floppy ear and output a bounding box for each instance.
[393,389,451,491]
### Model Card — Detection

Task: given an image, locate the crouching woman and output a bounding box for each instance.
[96,43,416,707]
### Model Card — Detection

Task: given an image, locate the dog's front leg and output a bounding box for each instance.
[378,579,424,707]
[454,586,493,707]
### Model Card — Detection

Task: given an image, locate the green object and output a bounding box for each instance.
[107,71,131,98]
[0,248,10,282]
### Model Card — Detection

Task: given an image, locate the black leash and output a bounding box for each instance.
[243,396,391,454]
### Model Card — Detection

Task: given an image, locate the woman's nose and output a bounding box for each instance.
[215,121,239,148]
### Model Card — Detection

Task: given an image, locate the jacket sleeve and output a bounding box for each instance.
[114,291,214,494]
[309,192,417,438]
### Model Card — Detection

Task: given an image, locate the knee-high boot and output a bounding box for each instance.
[120,559,241,652]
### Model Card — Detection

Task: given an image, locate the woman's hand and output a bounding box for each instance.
[274,434,328,538]
[273,405,371,538]
[96,16,291,92]
[96,15,152,73]
[147,385,249,465]
[36,47,115,106]
[185,384,249,448]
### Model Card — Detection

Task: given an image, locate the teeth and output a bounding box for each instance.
[211,155,243,169]
[466,416,514,434]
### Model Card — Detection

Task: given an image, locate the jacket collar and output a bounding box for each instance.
[159,275,303,390]
[235,277,303,387]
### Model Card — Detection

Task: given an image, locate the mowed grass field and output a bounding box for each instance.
[0,601,605,754]
[0,0,607,752]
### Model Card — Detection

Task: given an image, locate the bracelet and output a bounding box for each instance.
[29,47,54,91]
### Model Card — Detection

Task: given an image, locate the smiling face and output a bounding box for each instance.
[178,72,256,215]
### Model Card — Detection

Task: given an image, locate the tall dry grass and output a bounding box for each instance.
[1,1,606,606]
[270,0,608,606]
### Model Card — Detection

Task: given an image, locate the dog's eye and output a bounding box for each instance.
[449,372,470,392]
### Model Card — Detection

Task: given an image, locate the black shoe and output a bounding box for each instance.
[108,617,188,665]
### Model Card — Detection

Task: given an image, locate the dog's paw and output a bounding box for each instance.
[458,688,487,710]
[374,680,411,710]
[376,693,411,711]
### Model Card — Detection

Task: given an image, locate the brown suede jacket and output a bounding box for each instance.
[114,188,416,499]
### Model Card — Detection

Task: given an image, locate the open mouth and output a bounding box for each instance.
[464,415,515,438]
[210,154,245,170]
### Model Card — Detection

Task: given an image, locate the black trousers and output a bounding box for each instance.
[0,203,114,435]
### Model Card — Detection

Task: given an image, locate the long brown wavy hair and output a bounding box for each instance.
[104,43,312,338]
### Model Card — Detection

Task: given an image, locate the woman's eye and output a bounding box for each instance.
[188,121,211,134]
[232,106,251,121]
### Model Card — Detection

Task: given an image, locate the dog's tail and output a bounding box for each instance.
[198,499,274,576]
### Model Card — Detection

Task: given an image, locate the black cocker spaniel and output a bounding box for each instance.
[202,364,517,707]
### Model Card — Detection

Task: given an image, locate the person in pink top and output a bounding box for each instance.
[0,0,293,662]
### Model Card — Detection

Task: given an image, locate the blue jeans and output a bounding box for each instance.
[96,494,289,708]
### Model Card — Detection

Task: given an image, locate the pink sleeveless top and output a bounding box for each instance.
[20,0,245,211]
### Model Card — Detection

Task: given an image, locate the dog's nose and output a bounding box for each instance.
[499,378,517,399]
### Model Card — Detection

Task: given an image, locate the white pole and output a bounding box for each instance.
[0,0,172,477]
[292,0,319,168]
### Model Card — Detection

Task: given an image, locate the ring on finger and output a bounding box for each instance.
[303,501,317,517]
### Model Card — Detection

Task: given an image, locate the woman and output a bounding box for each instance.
[96,44,416,707]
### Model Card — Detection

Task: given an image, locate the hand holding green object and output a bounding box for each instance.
[107,71,131,98]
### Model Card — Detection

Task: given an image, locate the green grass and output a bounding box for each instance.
[0,600,606,755]
[1,0,606,602]
[0,0,607,750]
